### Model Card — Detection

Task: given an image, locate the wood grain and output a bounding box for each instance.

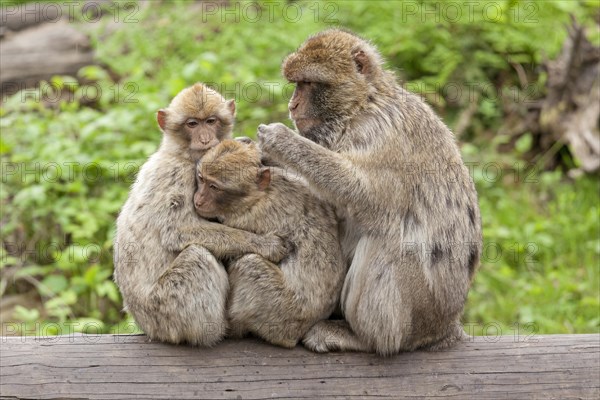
[1,334,598,399]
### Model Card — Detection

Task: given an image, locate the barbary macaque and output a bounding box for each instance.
[114,83,286,346]
[258,29,483,355]
[194,139,345,348]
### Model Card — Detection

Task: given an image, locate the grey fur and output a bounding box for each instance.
[258,29,482,355]
[114,84,286,346]
[196,141,346,348]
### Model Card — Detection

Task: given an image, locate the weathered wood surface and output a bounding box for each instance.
[0,20,94,97]
[1,334,598,399]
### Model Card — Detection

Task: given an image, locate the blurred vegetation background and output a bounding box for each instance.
[1,0,598,337]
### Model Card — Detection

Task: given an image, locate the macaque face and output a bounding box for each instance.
[193,140,271,220]
[193,166,240,220]
[193,162,259,220]
[156,92,235,154]
[288,81,322,133]
[287,80,343,148]
[282,34,372,149]
[183,115,222,151]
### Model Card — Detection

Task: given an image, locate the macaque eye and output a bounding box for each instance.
[209,183,220,191]
[197,174,204,183]
[186,119,199,128]
[206,117,217,125]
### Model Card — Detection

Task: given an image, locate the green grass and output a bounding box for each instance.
[465,155,599,335]
[1,0,598,336]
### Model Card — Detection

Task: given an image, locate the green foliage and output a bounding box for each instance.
[463,149,600,335]
[334,0,598,131]
[1,0,598,336]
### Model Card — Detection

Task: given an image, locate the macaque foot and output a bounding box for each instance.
[302,320,370,353]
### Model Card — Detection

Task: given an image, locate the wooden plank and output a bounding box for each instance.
[1,334,598,399]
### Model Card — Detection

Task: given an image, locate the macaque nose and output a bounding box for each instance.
[289,102,298,112]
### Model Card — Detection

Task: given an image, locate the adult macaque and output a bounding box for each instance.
[194,139,345,348]
[257,29,482,355]
[114,83,286,346]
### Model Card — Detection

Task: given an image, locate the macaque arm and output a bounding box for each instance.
[260,124,370,207]
[160,220,285,262]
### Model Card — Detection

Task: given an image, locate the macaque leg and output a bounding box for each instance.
[146,244,228,346]
[227,254,301,348]
[302,320,372,353]
[303,245,412,355]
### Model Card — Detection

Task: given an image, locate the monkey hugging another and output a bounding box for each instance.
[114,28,482,356]
[113,83,288,346]
[113,82,344,349]
[194,139,346,348]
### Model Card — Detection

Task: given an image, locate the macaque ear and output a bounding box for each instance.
[226,99,236,116]
[257,167,271,191]
[157,109,168,131]
[352,50,370,75]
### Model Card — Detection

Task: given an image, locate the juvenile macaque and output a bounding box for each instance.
[194,139,345,348]
[114,83,285,346]
[258,29,483,355]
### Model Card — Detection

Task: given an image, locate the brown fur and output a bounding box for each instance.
[114,84,286,346]
[258,29,482,355]
[194,140,346,348]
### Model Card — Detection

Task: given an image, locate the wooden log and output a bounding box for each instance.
[1,334,598,399]
[0,2,62,34]
[0,0,113,34]
[0,20,93,97]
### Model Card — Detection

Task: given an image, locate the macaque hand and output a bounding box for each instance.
[259,233,289,264]
[257,123,294,156]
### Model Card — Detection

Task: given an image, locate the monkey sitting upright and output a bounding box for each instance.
[258,29,483,355]
[114,83,286,346]
[193,139,346,348]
